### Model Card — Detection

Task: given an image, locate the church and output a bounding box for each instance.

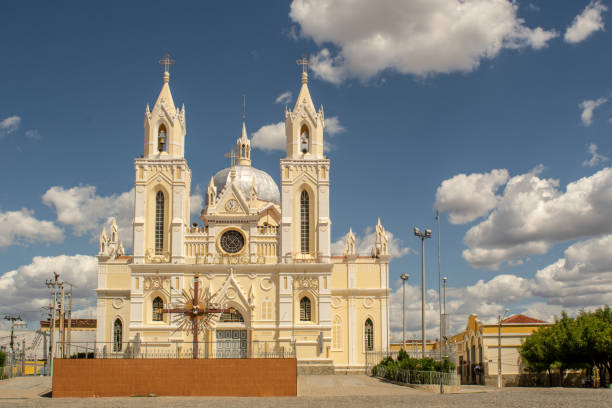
[96,57,391,373]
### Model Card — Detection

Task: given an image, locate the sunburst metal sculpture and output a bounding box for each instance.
[162,272,229,358]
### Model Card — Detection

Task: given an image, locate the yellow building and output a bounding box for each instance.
[96,60,391,374]
[444,314,551,385]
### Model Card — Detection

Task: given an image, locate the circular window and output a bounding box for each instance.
[220,230,245,254]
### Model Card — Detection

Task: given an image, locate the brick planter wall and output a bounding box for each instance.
[52,358,297,397]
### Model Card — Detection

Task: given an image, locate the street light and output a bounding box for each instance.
[414,227,432,358]
[498,308,510,388]
[442,276,447,354]
[400,274,410,351]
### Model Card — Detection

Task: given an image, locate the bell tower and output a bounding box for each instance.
[133,55,192,264]
[280,55,331,263]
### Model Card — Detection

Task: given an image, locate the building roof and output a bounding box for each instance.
[501,314,547,324]
[40,319,97,329]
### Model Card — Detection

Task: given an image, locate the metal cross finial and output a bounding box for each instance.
[158,53,175,73]
[224,146,237,167]
[296,54,310,74]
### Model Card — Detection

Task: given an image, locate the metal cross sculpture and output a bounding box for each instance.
[296,53,310,73]
[158,53,175,73]
[162,272,230,358]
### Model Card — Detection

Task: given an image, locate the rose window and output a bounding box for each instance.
[220,230,245,254]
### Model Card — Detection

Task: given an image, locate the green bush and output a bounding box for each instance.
[0,350,6,368]
[372,353,457,381]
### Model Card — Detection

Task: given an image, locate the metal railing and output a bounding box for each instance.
[53,340,296,359]
[372,365,459,386]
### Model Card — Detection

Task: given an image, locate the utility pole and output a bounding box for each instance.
[400,274,410,351]
[4,316,22,366]
[45,272,60,377]
[59,283,65,358]
[498,309,509,388]
[66,284,72,358]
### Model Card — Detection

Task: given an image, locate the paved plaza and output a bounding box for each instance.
[0,376,609,407]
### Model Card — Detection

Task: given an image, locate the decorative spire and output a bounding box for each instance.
[236,94,251,166]
[158,53,175,84]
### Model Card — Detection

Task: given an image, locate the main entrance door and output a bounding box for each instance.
[215,330,247,358]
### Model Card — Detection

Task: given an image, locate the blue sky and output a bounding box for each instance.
[1,0,612,338]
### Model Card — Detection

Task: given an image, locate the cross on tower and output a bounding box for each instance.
[162,272,230,359]
[158,53,175,73]
[296,54,310,74]
[224,146,237,167]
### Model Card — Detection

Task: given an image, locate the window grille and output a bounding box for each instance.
[300,190,309,253]
[300,296,311,321]
[365,319,374,351]
[220,307,244,323]
[113,319,122,352]
[155,191,164,255]
[152,297,163,321]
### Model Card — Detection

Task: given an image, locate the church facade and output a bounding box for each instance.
[96,60,391,373]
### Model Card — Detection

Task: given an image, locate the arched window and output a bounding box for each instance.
[152,297,163,321]
[300,296,311,321]
[155,191,164,255]
[158,124,167,152]
[300,190,309,253]
[113,319,122,352]
[300,124,309,153]
[364,318,374,351]
[332,315,342,349]
[220,307,244,323]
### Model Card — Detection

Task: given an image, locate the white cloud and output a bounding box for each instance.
[462,166,612,269]
[251,116,344,152]
[251,122,285,151]
[25,129,41,140]
[583,143,609,167]
[580,97,607,126]
[331,225,411,258]
[189,184,204,224]
[275,91,293,104]
[42,185,134,248]
[532,235,612,308]
[435,169,509,224]
[289,0,557,84]
[565,0,607,44]
[0,116,21,137]
[0,254,97,323]
[0,209,64,247]
[325,116,345,135]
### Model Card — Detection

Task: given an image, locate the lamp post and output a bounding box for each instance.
[414,227,431,358]
[400,274,410,351]
[498,309,510,388]
[442,276,447,353]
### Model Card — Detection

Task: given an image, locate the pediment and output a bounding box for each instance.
[214,182,249,215]
[212,268,254,310]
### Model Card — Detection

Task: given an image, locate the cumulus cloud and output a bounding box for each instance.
[251,122,285,151]
[0,209,64,247]
[580,97,607,126]
[275,91,293,104]
[435,169,509,224]
[331,224,411,258]
[43,185,134,248]
[583,143,609,167]
[289,0,557,84]
[0,254,97,322]
[251,116,344,152]
[462,166,612,269]
[0,116,21,137]
[190,184,204,218]
[565,0,607,44]
[532,235,612,308]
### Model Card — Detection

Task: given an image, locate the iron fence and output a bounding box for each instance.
[371,364,459,387]
[52,340,296,359]
[0,356,46,379]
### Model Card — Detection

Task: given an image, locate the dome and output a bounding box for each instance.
[213,165,280,204]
